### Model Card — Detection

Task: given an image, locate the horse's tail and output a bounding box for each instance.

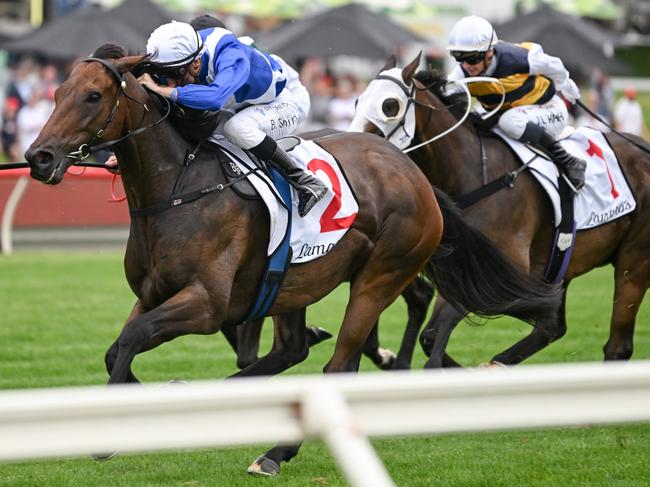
[425,187,560,324]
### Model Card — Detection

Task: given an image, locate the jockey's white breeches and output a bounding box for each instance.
[221,81,311,150]
[497,95,568,140]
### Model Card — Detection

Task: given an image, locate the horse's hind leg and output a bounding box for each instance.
[421,298,467,368]
[326,255,431,373]
[357,276,434,370]
[491,286,568,365]
[361,322,396,370]
[604,250,650,360]
[393,276,435,369]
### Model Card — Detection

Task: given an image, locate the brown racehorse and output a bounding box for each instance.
[25,46,442,381]
[350,54,650,368]
[25,46,560,475]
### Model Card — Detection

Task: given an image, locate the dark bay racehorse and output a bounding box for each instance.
[25,46,559,475]
[351,54,650,368]
[25,47,442,382]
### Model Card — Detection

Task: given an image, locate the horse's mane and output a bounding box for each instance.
[92,43,128,60]
[414,69,469,120]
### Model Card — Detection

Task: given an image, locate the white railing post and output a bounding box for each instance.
[1,175,29,255]
[1,361,650,486]
[301,386,395,487]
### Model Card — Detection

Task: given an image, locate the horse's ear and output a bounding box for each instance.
[379,55,397,73]
[402,51,422,84]
[114,54,150,75]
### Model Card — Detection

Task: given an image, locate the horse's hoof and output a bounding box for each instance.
[168,378,188,385]
[391,360,411,371]
[306,326,333,346]
[478,361,508,369]
[376,347,396,370]
[92,451,118,462]
[247,455,281,476]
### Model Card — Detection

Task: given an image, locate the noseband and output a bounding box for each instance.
[66,57,171,162]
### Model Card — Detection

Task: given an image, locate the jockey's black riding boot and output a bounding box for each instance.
[250,136,328,217]
[520,122,587,192]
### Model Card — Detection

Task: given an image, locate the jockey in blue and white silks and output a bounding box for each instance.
[142,21,327,217]
[446,15,586,191]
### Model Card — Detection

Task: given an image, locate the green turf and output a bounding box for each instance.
[0,251,649,486]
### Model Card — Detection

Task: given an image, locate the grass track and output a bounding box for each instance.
[1,251,649,486]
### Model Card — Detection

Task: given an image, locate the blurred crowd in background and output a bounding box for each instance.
[0,0,648,163]
[0,55,374,162]
[1,59,60,161]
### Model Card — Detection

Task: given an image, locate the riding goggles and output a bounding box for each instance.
[450,51,486,65]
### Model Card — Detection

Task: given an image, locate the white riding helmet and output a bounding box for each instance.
[447,16,498,52]
[146,21,204,67]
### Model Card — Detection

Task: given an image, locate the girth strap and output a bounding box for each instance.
[455,154,535,209]
[455,172,517,209]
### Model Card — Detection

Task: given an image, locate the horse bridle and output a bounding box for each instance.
[66,57,171,162]
[373,74,421,143]
[371,72,467,154]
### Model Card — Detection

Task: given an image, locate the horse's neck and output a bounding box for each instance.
[415,107,485,198]
[115,114,191,209]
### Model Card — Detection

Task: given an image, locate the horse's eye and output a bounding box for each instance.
[87,91,102,103]
[381,98,401,118]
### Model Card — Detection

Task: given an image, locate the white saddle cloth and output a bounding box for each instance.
[493,126,636,230]
[214,138,359,263]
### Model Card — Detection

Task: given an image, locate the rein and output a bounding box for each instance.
[65,57,171,162]
[0,161,108,170]
[403,78,472,153]
[575,99,650,156]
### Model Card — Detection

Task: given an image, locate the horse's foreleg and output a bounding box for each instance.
[248,285,395,476]
[234,319,264,369]
[248,444,301,476]
[491,286,568,365]
[247,340,365,477]
[421,298,466,369]
[244,310,309,476]
[603,255,649,360]
[230,310,308,378]
[249,261,426,476]
[108,284,217,384]
[104,300,146,383]
[221,324,238,355]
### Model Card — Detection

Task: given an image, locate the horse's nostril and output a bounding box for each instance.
[26,149,54,167]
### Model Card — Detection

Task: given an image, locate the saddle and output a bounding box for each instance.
[211,144,261,200]
[216,137,301,200]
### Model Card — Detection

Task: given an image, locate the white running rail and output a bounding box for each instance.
[2,361,650,487]
[1,175,29,255]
